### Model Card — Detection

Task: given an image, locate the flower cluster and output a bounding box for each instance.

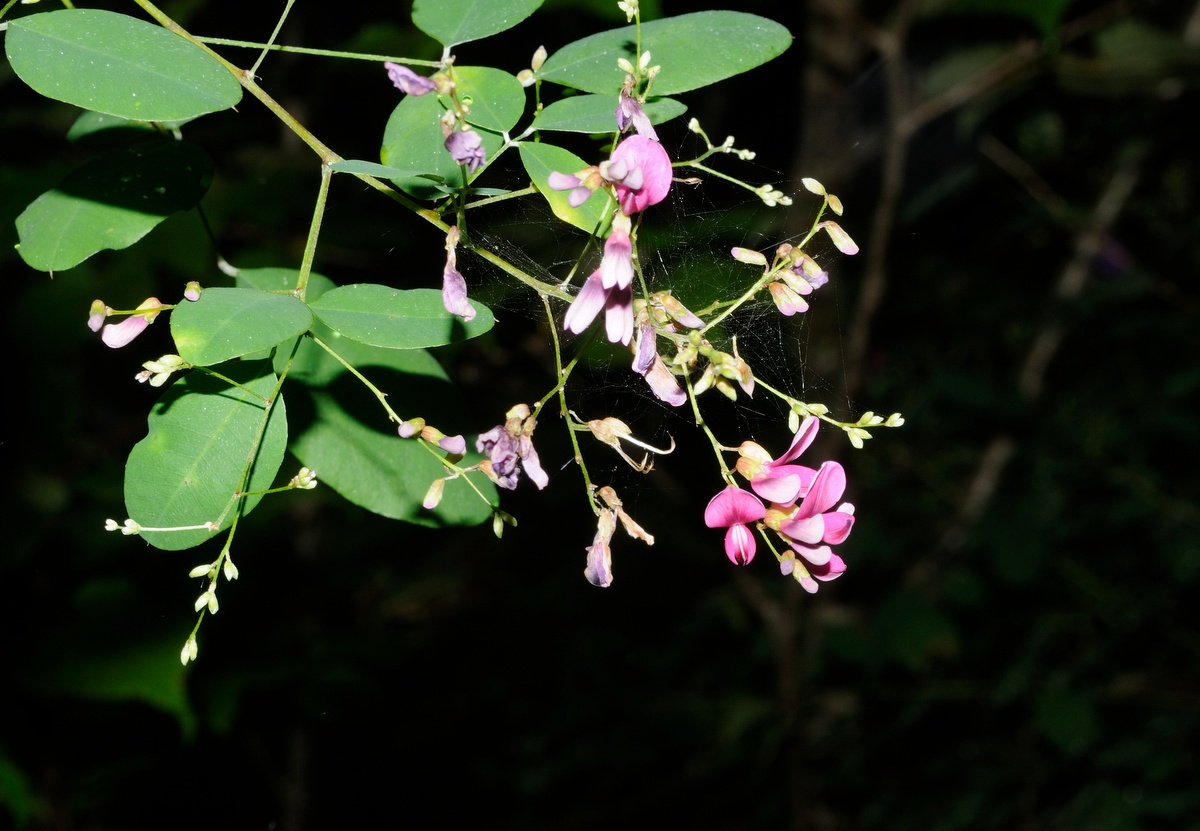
[705,417,854,593]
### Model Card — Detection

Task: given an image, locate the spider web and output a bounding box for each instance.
[465,145,854,450]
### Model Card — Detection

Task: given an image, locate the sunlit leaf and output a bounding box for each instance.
[518,142,614,234]
[532,94,686,133]
[5,8,241,121]
[171,287,313,366]
[537,11,791,95]
[15,140,212,272]
[310,285,493,349]
[125,360,288,551]
[447,66,526,133]
[412,0,544,47]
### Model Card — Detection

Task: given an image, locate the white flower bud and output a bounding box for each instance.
[189,564,212,579]
[223,557,238,581]
[194,592,210,612]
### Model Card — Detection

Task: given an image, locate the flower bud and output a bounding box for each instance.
[423,478,446,510]
[183,281,202,302]
[189,564,211,579]
[530,45,547,71]
[730,247,768,267]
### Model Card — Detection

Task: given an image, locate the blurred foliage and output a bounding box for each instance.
[3,0,1199,829]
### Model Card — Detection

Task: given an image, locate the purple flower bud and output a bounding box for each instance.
[441,226,476,322]
[616,88,658,140]
[384,61,437,96]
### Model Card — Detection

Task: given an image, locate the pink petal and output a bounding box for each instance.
[642,355,686,407]
[724,524,756,565]
[604,284,633,345]
[100,316,149,348]
[548,171,581,191]
[776,416,820,465]
[790,542,832,567]
[610,136,672,215]
[782,514,825,546]
[793,461,846,519]
[563,272,607,335]
[822,507,855,545]
[704,486,766,528]
[811,552,846,582]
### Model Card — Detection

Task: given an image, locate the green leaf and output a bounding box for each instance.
[66,111,189,144]
[171,287,314,366]
[309,285,494,349]
[330,159,429,183]
[518,142,614,234]
[286,339,495,526]
[380,92,505,199]
[445,66,526,133]
[412,0,544,47]
[14,140,212,272]
[537,11,792,95]
[532,94,686,133]
[125,360,288,551]
[5,9,241,121]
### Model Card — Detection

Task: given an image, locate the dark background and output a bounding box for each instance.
[3,0,1198,828]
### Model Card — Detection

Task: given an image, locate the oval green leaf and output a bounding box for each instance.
[518,142,613,234]
[380,92,505,199]
[171,287,314,366]
[445,66,525,133]
[15,140,212,272]
[125,360,288,551]
[310,284,493,348]
[532,94,686,133]
[5,9,242,121]
[537,11,792,95]
[287,340,495,526]
[412,0,544,47]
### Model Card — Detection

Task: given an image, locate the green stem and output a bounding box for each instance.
[296,164,332,299]
[249,0,294,78]
[195,37,439,65]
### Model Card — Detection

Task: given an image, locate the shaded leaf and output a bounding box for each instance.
[125,360,288,551]
[15,140,212,272]
[5,8,241,121]
[446,66,526,133]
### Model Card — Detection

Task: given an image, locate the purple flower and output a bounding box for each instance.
[704,486,767,566]
[445,129,485,173]
[616,87,658,140]
[476,404,548,491]
[584,510,616,588]
[605,135,672,215]
[441,226,475,322]
[384,61,436,96]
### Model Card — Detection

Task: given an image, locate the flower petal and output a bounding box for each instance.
[793,461,846,519]
[725,524,756,565]
[704,486,766,528]
[563,273,608,335]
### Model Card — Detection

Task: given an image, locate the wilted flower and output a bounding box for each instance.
[384,61,437,96]
[476,403,548,490]
[441,226,475,321]
[704,485,766,565]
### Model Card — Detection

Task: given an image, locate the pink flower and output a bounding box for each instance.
[605,135,672,215]
[632,323,685,407]
[704,486,766,566]
[735,416,821,504]
[562,214,637,345]
[384,62,436,96]
[99,297,163,348]
[778,461,855,552]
